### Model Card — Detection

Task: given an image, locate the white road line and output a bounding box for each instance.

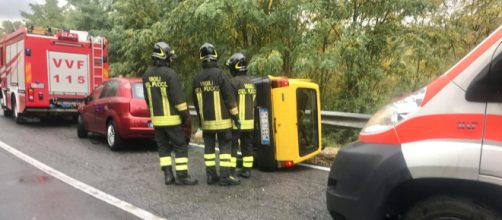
[297,163,331,171]
[189,142,330,172]
[0,140,166,220]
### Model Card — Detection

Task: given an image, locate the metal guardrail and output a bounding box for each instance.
[189,106,371,129]
[320,111,371,129]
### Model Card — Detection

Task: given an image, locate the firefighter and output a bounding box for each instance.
[193,43,241,186]
[226,53,256,178]
[143,41,198,186]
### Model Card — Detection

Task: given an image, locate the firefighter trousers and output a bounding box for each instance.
[154,126,190,177]
[203,130,232,178]
[231,130,254,169]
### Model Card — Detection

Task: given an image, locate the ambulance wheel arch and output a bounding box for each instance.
[384,178,502,218]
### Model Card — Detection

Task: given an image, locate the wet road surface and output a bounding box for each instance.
[0,148,139,220]
[0,111,331,219]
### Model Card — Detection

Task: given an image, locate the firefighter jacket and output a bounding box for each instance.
[192,62,238,131]
[230,75,256,130]
[143,64,188,127]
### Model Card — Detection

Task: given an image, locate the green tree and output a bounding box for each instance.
[0,21,24,37]
[21,0,68,28]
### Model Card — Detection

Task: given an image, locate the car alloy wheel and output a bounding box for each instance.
[106,121,123,151]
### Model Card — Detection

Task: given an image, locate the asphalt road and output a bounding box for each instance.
[0,111,331,220]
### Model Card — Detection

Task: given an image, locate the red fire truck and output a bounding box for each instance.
[0,26,108,123]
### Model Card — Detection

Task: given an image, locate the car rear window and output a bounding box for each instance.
[132,83,145,99]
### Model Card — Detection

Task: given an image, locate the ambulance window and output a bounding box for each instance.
[296,88,319,156]
[466,42,502,102]
[100,81,119,98]
[490,43,502,81]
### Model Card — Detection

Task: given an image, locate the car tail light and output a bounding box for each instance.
[28,89,34,101]
[281,161,294,168]
[272,79,289,88]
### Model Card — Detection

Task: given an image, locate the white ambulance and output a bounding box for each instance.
[327,25,502,220]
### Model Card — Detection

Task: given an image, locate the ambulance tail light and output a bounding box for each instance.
[28,89,34,101]
[272,79,289,88]
[361,87,427,134]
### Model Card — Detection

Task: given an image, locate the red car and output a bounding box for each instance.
[77,78,153,150]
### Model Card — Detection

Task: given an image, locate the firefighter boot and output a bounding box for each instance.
[231,167,237,178]
[162,167,175,185]
[219,167,240,186]
[175,172,198,185]
[239,168,251,178]
[206,167,219,185]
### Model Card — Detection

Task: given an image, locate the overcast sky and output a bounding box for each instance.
[0,0,66,22]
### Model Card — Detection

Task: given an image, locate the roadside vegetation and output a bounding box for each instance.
[1,0,501,145]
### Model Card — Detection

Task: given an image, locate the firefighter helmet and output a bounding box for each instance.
[226,53,247,76]
[152,41,175,62]
[199,43,218,63]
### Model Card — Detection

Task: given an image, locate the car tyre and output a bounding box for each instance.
[107,120,123,151]
[404,195,501,220]
[77,115,88,138]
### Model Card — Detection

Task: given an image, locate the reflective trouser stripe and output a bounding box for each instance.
[160,87,170,116]
[196,92,204,121]
[220,153,232,167]
[175,157,188,171]
[160,156,172,167]
[176,165,188,171]
[205,154,216,167]
[231,157,237,168]
[243,156,254,168]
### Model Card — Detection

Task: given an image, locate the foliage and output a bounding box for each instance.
[0,21,24,37]
[6,0,502,145]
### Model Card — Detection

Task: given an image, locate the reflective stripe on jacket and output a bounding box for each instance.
[193,62,238,131]
[231,75,256,130]
[143,64,187,127]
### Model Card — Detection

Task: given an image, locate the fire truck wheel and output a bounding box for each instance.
[0,95,10,116]
[12,98,24,124]
[404,195,500,220]
[77,115,88,138]
[2,109,12,117]
[107,120,123,151]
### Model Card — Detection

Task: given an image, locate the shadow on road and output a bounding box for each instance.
[84,134,157,152]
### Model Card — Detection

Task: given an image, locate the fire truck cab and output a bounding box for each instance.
[0,26,108,123]
[327,26,502,219]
